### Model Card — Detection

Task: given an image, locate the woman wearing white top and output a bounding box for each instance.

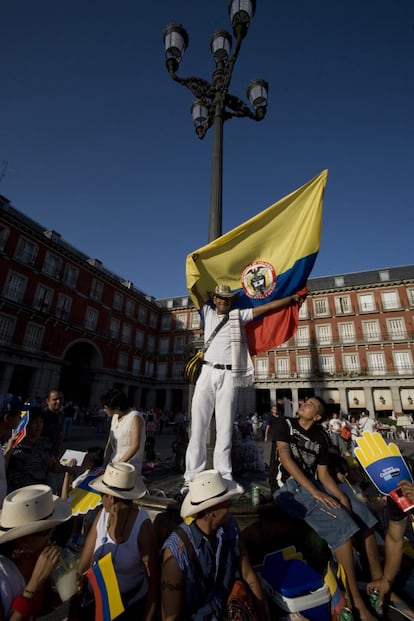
[102,389,146,479]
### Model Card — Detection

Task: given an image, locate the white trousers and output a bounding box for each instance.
[184,364,238,482]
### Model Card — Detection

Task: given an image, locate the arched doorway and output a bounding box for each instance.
[60,341,102,407]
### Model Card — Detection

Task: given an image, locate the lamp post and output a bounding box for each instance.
[163,0,269,242]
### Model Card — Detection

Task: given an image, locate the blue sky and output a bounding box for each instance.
[1,1,413,299]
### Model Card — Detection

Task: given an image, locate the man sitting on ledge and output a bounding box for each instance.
[272,396,381,621]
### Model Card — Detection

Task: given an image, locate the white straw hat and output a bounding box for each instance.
[89,463,147,500]
[181,470,243,519]
[210,285,239,299]
[0,485,72,544]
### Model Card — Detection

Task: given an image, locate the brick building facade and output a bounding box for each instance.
[1,194,413,418]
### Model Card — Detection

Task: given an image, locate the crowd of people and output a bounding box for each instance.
[1,377,414,619]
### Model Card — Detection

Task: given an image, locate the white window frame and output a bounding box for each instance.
[174,335,184,353]
[296,325,309,346]
[42,252,62,279]
[3,271,27,302]
[90,278,104,302]
[159,336,170,355]
[121,323,132,344]
[145,360,154,377]
[63,264,79,288]
[338,322,355,344]
[358,293,376,313]
[367,352,386,376]
[56,294,72,320]
[318,355,335,374]
[147,335,156,353]
[135,329,144,348]
[132,356,142,376]
[34,284,54,312]
[15,237,38,265]
[387,317,406,340]
[113,292,124,311]
[276,357,290,378]
[157,362,168,379]
[0,313,16,344]
[125,298,135,318]
[118,351,128,371]
[335,295,352,315]
[255,357,269,378]
[0,225,10,251]
[343,353,360,374]
[316,324,332,346]
[407,289,414,307]
[138,306,147,323]
[313,298,329,317]
[297,356,312,378]
[190,312,201,329]
[394,351,412,375]
[161,315,172,330]
[84,307,98,331]
[23,323,44,350]
[176,314,187,330]
[381,290,400,310]
[298,301,309,319]
[362,320,381,342]
[109,318,120,339]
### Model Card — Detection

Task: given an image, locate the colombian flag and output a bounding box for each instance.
[186,170,327,355]
[86,552,124,621]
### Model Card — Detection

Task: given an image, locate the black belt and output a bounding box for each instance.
[203,361,232,370]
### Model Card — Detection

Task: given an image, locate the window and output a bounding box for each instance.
[63,264,78,288]
[34,285,53,312]
[319,355,335,374]
[174,335,184,353]
[121,323,132,344]
[334,276,344,287]
[145,360,154,377]
[173,362,184,378]
[159,337,170,355]
[343,353,360,374]
[313,298,329,317]
[379,270,390,282]
[90,279,103,302]
[296,326,309,346]
[0,225,10,251]
[15,237,37,265]
[181,297,189,307]
[135,329,144,348]
[84,307,98,331]
[161,315,172,330]
[297,356,312,377]
[335,296,352,315]
[3,272,27,302]
[125,299,135,318]
[381,290,400,310]
[0,314,15,343]
[138,306,147,323]
[190,312,201,329]
[167,300,174,309]
[42,252,62,279]
[113,292,124,311]
[157,363,167,379]
[408,289,414,307]
[339,322,355,344]
[255,358,268,378]
[56,294,72,320]
[276,357,290,377]
[132,356,142,376]
[23,323,44,350]
[147,335,156,353]
[362,320,381,342]
[149,312,158,329]
[359,293,376,313]
[367,352,386,376]
[394,351,412,375]
[298,300,309,319]
[118,351,128,371]
[387,318,406,340]
[109,318,120,339]
[316,324,332,345]
[176,314,187,330]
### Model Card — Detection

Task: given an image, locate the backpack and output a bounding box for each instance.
[340,424,352,440]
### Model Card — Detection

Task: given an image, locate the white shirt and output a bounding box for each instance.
[202,304,253,365]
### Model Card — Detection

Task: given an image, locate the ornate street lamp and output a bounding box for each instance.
[163,0,269,242]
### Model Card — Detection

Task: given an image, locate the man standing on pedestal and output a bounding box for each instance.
[183,285,305,491]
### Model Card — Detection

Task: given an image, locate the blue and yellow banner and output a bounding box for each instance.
[186,170,327,354]
[86,552,124,621]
